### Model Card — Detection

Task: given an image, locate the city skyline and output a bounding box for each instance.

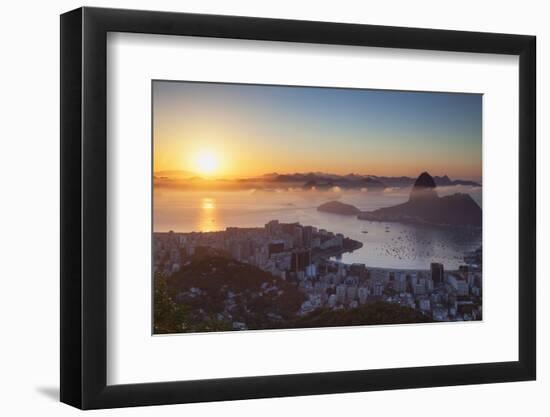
[153,81,483,181]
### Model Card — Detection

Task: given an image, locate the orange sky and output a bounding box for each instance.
[153,81,482,181]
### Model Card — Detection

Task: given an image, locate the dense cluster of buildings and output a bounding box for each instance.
[296,260,482,321]
[154,220,482,323]
[154,220,355,279]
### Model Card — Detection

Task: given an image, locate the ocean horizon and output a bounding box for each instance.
[154,185,482,270]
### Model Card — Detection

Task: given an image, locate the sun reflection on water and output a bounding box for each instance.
[199,197,219,232]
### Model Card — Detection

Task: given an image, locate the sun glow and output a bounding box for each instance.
[194,150,219,175]
[201,198,215,210]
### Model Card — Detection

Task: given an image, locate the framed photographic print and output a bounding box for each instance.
[60,7,536,409]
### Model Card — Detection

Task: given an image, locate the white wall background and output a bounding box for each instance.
[0,0,545,415]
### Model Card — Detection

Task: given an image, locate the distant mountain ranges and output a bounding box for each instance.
[155,170,481,191]
[251,172,480,190]
[153,170,196,179]
[318,172,482,228]
[369,174,480,188]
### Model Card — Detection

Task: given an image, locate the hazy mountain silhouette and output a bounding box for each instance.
[368,174,480,188]
[409,171,438,201]
[317,201,361,215]
[357,172,482,227]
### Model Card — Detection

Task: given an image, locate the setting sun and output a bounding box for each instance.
[194,150,219,175]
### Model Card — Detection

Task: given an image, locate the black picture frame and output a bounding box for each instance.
[60,6,536,410]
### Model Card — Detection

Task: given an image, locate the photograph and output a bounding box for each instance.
[152,81,483,334]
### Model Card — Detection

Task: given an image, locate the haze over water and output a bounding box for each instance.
[154,186,482,270]
[153,81,483,271]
